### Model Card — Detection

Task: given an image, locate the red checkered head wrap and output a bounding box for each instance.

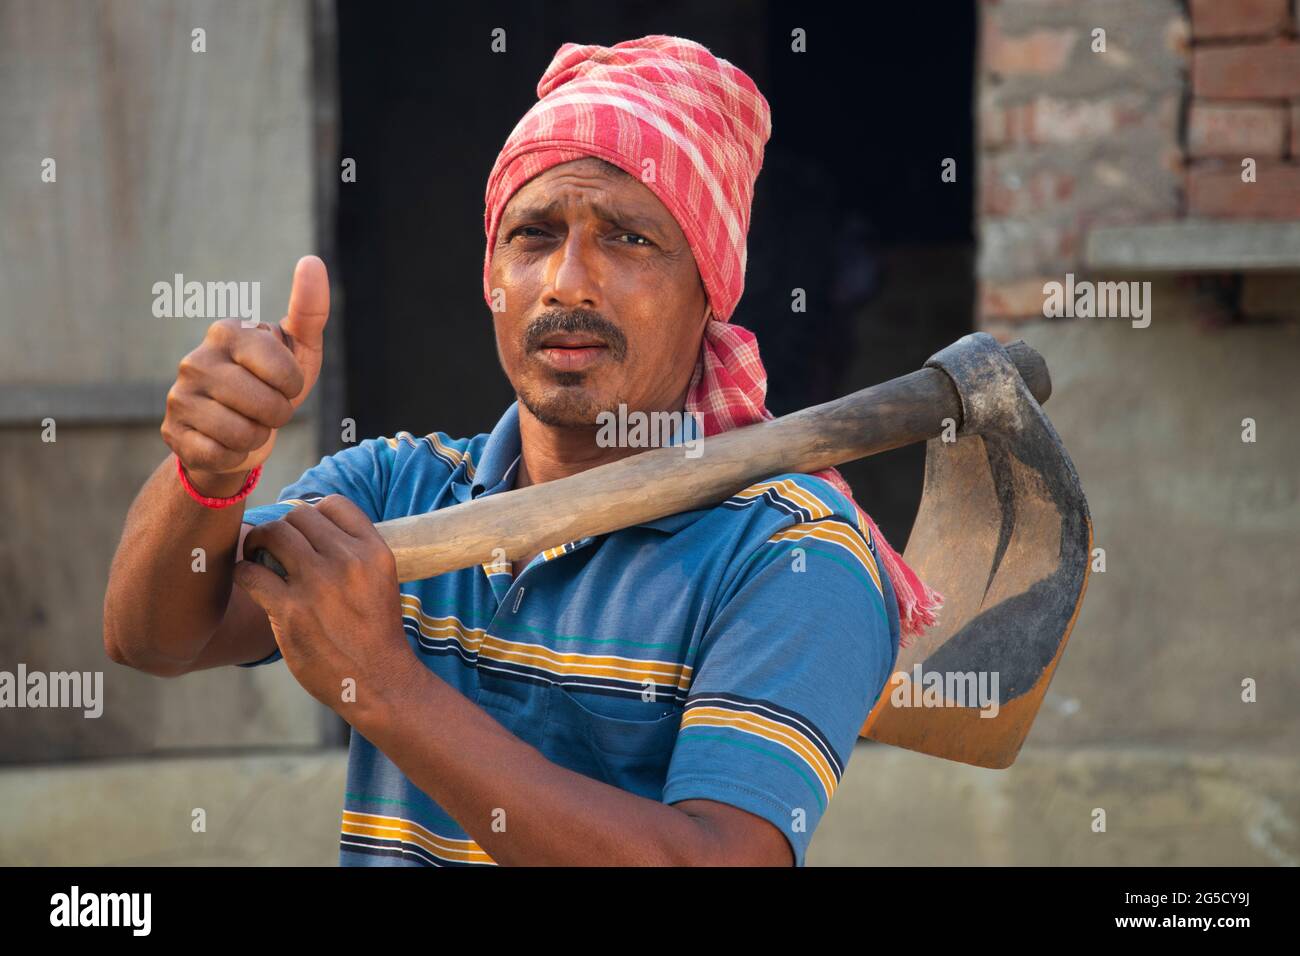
[483,35,940,641]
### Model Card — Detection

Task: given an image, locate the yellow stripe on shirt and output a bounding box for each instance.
[767,522,882,596]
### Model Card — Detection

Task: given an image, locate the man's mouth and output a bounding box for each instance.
[534,334,610,372]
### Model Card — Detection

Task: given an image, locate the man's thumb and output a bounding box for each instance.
[281,255,330,351]
[233,558,286,609]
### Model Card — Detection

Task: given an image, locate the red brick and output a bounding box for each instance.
[982,95,1147,148]
[979,277,1058,321]
[984,17,1079,76]
[981,101,1034,148]
[977,319,1027,344]
[1192,42,1300,99]
[1190,0,1290,39]
[1187,102,1288,157]
[1186,161,1300,217]
[1292,103,1300,157]
[981,167,1077,216]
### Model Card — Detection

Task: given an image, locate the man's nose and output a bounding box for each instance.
[541,231,600,311]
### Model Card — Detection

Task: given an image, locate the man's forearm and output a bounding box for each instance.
[354,660,718,866]
[103,453,247,674]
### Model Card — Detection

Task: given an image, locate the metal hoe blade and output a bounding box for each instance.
[859,333,1093,769]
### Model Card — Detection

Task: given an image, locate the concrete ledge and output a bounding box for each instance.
[1,744,1295,865]
[0,750,347,866]
[1085,221,1300,271]
[811,743,1300,866]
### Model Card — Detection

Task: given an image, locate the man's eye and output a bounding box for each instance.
[510,226,548,240]
[616,232,652,246]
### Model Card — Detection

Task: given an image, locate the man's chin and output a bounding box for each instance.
[517,380,614,429]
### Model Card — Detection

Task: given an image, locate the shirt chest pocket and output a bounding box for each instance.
[539,684,682,801]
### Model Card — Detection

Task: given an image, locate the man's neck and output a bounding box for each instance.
[514,392,688,491]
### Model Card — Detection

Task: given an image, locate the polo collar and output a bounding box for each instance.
[466,401,524,502]
[452,401,708,534]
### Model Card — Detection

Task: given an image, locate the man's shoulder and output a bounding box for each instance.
[242,427,489,525]
[630,471,859,541]
[710,471,867,540]
[336,427,491,493]
[355,428,493,513]
[697,471,888,607]
[375,429,485,474]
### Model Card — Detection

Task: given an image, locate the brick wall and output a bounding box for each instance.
[1188,0,1300,215]
[977,0,1300,331]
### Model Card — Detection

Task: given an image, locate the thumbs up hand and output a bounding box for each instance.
[277,254,331,412]
[161,256,331,496]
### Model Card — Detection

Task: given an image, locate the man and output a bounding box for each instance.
[104,35,937,867]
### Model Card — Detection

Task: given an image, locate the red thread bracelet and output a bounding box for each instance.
[176,455,263,508]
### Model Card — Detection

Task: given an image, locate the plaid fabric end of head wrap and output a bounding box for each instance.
[483,34,942,642]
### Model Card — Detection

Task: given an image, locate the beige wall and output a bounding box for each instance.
[0,0,331,772]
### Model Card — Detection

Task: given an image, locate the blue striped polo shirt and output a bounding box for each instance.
[238,400,899,866]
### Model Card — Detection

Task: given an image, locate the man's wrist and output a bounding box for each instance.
[182,463,251,499]
[349,652,435,743]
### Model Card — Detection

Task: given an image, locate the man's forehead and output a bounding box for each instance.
[502,160,676,229]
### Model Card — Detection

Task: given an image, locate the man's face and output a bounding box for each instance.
[488,157,710,428]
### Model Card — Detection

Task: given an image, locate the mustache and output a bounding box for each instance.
[524,309,628,361]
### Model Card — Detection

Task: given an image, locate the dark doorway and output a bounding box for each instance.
[334,0,975,545]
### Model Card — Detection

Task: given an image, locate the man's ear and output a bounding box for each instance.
[696,272,713,327]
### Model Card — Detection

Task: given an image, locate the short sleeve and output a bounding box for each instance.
[661,515,900,866]
[236,438,396,667]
